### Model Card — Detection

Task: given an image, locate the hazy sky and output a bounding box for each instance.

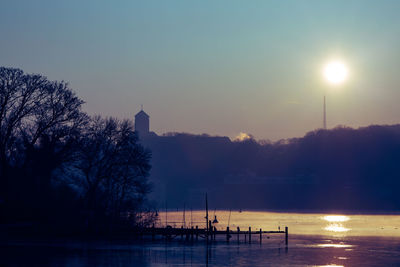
[2,0,400,140]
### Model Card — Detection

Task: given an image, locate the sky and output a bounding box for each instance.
[1,0,400,140]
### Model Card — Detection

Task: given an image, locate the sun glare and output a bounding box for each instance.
[323,215,349,222]
[324,224,350,232]
[323,61,348,85]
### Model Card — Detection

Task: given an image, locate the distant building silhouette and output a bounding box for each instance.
[135,107,150,135]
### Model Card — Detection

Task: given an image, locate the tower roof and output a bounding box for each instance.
[135,110,149,118]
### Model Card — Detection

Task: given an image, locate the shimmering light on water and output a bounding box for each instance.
[323,215,349,222]
[322,215,350,234]
[317,244,353,248]
[324,224,350,233]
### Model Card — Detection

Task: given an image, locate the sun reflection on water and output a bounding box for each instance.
[324,224,350,232]
[317,244,353,248]
[323,215,349,222]
[322,215,350,234]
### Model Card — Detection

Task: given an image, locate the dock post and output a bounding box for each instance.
[259,228,262,243]
[237,227,240,243]
[226,227,230,242]
[285,226,288,247]
[249,227,251,243]
[213,226,217,240]
[181,226,184,239]
[209,220,212,240]
[186,227,190,241]
[195,225,199,240]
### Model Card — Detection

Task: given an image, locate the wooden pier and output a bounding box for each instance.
[146,195,289,246]
[140,224,288,246]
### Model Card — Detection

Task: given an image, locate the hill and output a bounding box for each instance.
[140,125,400,212]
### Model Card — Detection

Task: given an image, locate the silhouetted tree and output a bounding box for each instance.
[0,67,155,233]
[0,67,86,220]
[69,116,152,230]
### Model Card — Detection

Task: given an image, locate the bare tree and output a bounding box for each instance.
[71,116,151,228]
[0,67,154,230]
[0,67,86,203]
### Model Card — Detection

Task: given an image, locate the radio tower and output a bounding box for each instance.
[323,95,327,129]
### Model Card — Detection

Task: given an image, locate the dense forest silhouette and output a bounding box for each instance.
[143,125,400,212]
[0,67,154,235]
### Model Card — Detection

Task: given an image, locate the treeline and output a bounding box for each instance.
[144,126,400,211]
[0,67,154,234]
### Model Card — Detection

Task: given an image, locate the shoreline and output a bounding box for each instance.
[160,208,400,216]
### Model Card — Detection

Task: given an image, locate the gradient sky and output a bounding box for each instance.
[2,0,400,140]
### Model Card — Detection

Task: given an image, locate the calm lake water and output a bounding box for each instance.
[2,211,400,266]
[159,210,400,237]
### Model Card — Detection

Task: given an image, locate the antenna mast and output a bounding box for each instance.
[323,95,327,129]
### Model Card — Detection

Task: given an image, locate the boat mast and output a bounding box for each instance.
[183,202,186,228]
[205,193,209,232]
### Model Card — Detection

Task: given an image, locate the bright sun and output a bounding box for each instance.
[323,61,348,85]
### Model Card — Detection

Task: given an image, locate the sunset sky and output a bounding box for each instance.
[2,0,400,140]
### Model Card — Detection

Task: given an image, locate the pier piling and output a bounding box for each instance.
[186,228,190,241]
[181,226,184,239]
[249,227,251,243]
[285,226,288,246]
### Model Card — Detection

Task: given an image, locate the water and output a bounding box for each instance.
[160,210,400,237]
[2,211,400,266]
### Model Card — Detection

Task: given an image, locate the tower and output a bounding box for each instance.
[135,106,150,135]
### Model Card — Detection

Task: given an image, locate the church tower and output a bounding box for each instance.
[134,106,149,135]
